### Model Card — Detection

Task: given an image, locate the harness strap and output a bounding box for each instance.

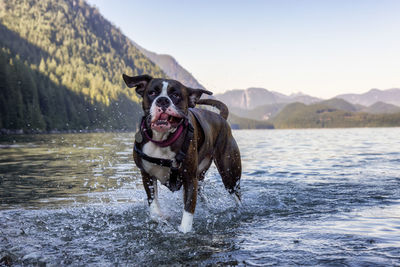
[134,144,173,168]
[175,122,194,163]
[134,115,195,192]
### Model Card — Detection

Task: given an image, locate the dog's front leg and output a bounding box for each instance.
[141,171,162,219]
[178,176,198,233]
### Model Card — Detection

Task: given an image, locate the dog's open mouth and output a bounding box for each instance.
[151,112,183,132]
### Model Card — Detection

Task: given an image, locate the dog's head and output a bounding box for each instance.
[123,74,212,133]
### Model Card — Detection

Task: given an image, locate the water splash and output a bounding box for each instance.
[1,129,400,265]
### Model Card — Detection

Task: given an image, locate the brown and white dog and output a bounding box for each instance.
[123,74,241,233]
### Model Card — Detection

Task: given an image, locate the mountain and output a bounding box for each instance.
[0,0,166,132]
[271,101,400,129]
[133,42,205,89]
[224,90,400,123]
[361,101,400,114]
[216,88,279,110]
[319,98,361,112]
[214,87,321,110]
[336,88,400,106]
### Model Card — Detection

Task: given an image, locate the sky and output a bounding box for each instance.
[87,0,400,99]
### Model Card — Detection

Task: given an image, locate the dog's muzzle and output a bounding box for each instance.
[156,97,171,111]
[151,97,183,133]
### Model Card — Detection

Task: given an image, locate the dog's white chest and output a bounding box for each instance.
[142,142,176,184]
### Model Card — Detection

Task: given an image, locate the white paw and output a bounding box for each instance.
[178,211,193,233]
[178,223,192,233]
[233,193,243,207]
[149,201,163,219]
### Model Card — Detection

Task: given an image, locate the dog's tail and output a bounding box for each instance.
[197,99,229,120]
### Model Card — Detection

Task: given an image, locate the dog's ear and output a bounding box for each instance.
[122,74,153,97]
[187,88,213,108]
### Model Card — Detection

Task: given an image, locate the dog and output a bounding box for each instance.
[123,74,242,233]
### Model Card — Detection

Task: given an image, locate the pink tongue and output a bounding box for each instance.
[159,113,169,120]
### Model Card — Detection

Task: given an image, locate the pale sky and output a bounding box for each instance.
[87,0,400,99]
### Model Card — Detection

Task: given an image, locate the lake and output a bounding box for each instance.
[1,128,400,266]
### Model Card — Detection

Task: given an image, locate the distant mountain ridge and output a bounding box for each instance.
[362,101,400,114]
[216,87,400,112]
[215,87,321,110]
[133,42,205,89]
[214,87,400,123]
[271,99,400,129]
[337,88,400,106]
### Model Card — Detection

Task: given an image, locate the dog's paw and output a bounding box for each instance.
[150,212,170,222]
[149,201,166,220]
[230,191,243,208]
[178,223,192,233]
[178,211,193,233]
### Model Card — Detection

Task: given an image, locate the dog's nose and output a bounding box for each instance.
[156,97,171,110]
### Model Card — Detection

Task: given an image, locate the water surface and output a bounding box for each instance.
[1,128,400,265]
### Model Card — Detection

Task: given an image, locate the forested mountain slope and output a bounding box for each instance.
[0,0,166,132]
[271,101,400,128]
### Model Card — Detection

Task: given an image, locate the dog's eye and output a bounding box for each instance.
[148,91,157,97]
[171,93,180,99]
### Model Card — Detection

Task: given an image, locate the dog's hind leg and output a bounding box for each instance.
[197,159,212,204]
[213,138,242,206]
[197,179,210,205]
